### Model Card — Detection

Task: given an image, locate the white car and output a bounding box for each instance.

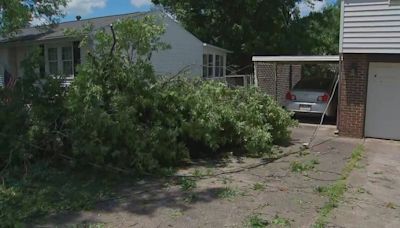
[285,77,337,117]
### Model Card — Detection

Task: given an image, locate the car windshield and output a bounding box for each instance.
[293,78,333,91]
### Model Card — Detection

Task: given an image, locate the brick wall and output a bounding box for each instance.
[254,62,275,97]
[254,62,301,105]
[338,53,400,138]
[291,65,302,88]
[338,54,369,138]
[276,65,290,105]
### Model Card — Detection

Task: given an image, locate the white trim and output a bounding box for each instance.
[253,63,258,87]
[339,0,345,53]
[252,55,340,62]
[203,43,233,54]
[44,41,75,78]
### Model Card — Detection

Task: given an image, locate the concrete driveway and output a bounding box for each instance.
[328,138,400,228]
[37,124,399,228]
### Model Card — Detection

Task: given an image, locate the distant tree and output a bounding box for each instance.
[152,0,340,70]
[286,3,340,55]
[152,0,302,69]
[0,0,67,36]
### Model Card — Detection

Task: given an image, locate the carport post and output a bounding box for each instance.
[253,62,258,87]
[274,62,278,102]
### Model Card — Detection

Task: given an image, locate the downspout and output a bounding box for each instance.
[337,54,343,133]
[337,0,345,134]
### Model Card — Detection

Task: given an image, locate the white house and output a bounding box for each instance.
[0,11,231,86]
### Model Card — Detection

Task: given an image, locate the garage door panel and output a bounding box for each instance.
[365,62,400,140]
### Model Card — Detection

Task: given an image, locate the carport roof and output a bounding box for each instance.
[252,55,340,63]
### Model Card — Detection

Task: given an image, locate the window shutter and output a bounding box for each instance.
[73,41,81,75]
[39,45,45,76]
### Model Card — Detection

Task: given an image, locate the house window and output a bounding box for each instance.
[203,54,208,78]
[48,48,58,75]
[215,55,225,77]
[46,45,75,77]
[203,54,215,78]
[62,47,73,75]
[215,55,221,77]
[208,54,214,77]
[220,56,224,76]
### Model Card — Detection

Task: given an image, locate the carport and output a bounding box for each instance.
[252,55,341,125]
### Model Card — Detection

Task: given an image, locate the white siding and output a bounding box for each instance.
[150,15,203,77]
[341,0,400,53]
[0,12,223,79]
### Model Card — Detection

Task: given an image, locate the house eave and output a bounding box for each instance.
[252,55,340,63]
[203,43,233,54]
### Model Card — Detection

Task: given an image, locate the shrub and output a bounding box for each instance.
[0,49,68,168]
[160,78,296,157]
[1,16,296,174]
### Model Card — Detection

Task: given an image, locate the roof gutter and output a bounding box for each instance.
[252,55,340,63]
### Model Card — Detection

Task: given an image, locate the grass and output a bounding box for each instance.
[220,176,233,185]
[245,214,268,228]
[253,182,266,191]
[192,169,204,177]
[169,209,184,219]
[179,177,197,191]
[0,163,121,227]
[271,215,291,227]
[244,214,291,228]
[217,187,241,200]
[290,159,319,173]
[313,145,364,228]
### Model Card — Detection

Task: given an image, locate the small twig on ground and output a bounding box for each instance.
[303,175,340,182]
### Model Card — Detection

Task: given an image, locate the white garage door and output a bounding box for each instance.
[365,62,400,140]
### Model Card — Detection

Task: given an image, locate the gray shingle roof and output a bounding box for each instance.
[0,12,145,43]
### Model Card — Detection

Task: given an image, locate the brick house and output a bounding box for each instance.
[338,0,400,140]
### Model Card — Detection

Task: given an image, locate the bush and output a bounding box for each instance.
[159,78,295,157]
[1,16,296,174]
[0,49,69,168]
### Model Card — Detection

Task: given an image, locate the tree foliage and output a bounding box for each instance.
[152,0,340,68]
[67,16,296,172]
[0,0,67,36]
[286,4,340,55]
[152,0,301,68]
[1,16,296,174]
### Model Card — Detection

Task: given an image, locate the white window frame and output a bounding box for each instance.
[215,55,226,77]
[45,43,74,79]
[203,53,226,78]
[203,54,208,78]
